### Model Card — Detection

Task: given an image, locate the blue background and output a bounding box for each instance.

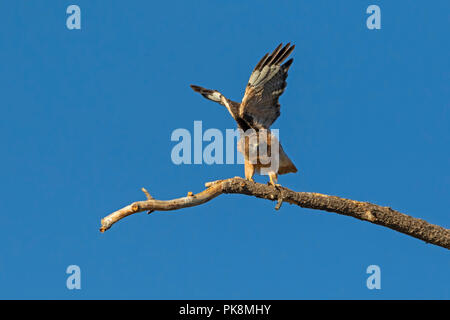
[0,0,448,299]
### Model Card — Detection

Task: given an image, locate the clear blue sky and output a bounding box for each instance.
[0,0,449,299]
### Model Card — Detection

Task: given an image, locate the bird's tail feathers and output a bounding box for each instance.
[278,157,298,175]
[278,148,298,175]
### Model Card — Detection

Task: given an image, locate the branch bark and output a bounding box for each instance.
[100,177,450,250]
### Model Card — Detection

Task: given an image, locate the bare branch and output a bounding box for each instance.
[100,177,450,250]
[141,187,153,200]
[141,187,154,214]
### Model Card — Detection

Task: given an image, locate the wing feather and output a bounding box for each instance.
[240,43,295,129]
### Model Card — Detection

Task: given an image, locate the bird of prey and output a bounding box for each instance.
[190,43,297,186]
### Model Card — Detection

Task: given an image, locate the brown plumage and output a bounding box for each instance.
[190,43,297,185]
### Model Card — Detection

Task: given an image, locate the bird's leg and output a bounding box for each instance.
[244,160,255,182]
[268,172,280,187]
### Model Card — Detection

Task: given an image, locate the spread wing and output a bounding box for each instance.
[239,43,294,129]
[190,84,251,130]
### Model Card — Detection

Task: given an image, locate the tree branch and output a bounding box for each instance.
[99,177,450,250]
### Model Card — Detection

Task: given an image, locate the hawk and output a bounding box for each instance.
[190,43,297,186]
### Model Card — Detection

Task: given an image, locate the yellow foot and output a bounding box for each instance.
[268,181,281,188]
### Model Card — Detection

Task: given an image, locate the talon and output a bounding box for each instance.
[268,181,281,188]
[187,191,194,197]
